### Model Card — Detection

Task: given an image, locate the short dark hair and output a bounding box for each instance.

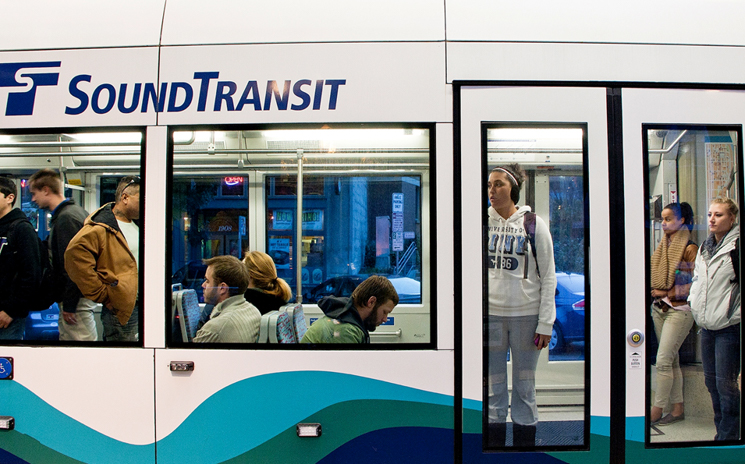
[203,255,250,296]
[492,163,526,204]
[115,176,141,203]
[29,169,63,195]
[0,177,17,207]
[663,202,695,231]
[352,275,399,309]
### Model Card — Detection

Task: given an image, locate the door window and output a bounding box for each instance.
[482,125,588,449]
[644,125,742,445]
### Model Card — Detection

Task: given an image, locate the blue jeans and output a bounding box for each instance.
[486,315,540,426]
[0,317,25,340]
[701,324,741,441]
[101,303,139,342]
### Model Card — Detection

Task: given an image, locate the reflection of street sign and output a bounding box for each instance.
[392,193,403,212]
[392,193,404,251]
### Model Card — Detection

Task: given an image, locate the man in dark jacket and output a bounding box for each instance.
[0,177,41,340]
[300,275,398,344]
[29,169,96,341]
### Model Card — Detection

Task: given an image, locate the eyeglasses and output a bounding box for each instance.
[123,176,141,189]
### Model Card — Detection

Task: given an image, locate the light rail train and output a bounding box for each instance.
[1,1,745,463]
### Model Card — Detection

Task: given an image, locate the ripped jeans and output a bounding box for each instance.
[486,315,541,426]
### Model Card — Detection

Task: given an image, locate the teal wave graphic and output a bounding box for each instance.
[1,371,452,464]
[157,371,453,464]
[0,381,154,463]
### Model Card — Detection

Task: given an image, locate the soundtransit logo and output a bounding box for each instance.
[0,61,61,116]
[0,60,345,116]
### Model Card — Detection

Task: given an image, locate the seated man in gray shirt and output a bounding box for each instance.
[194,255,261,343]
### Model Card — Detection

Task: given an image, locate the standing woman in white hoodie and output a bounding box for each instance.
[485,163,557,447]
[688,197,741,441]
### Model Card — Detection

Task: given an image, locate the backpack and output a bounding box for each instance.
[9,217,56,312]
[523,212,540,278]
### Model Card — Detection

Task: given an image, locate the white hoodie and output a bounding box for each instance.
[487,205,557,335]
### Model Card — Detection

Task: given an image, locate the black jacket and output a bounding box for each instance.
[0,208,41,319]
[244,288,287,315]
[49,199,89,313]
[317,296,370,343]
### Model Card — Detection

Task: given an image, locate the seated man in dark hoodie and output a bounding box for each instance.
[301,275,398,344]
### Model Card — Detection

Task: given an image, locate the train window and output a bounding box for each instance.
[645,125,742,445]
[169,127,432,347]
[0,130,144,345]
[482,125,588,449]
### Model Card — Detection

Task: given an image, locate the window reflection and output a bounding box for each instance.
[646,126,741,444]
[482,126,587,449]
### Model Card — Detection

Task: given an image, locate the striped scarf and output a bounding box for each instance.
[651,228,690,290]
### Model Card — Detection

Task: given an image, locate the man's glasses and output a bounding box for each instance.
[123,176,141,189]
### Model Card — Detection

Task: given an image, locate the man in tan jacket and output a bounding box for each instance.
[65,176,140,342]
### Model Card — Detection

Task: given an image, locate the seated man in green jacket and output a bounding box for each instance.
[301,275,399,344]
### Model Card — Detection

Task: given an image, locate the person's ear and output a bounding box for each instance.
[366,296,377,309]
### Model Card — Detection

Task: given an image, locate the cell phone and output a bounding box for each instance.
[534,336,540,346]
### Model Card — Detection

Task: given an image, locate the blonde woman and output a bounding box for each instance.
[689,198,741,441]
[243,250,293,314]
[650,202,696,426]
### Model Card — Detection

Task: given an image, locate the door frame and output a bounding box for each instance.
[453,81,745,464]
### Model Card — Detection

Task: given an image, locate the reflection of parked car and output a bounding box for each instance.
[269,250,290,268]
[172,261,208,303]
[303,275,421,304]
[24,303,59,341]
[551,272,585,352]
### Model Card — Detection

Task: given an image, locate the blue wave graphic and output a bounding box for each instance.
[0,381,154,463]
[318,426,454,464]
[157,371,453,464]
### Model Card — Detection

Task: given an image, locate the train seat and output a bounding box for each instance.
[172,287,201,342]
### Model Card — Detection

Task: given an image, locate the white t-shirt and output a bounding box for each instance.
[117,219,139,271]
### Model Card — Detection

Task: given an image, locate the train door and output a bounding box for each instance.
[457,85,611,462]
[622,88,745,461]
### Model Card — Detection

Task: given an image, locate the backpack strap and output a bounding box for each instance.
[523,212,540,278]
[731,238,740,284]
[7,217,27,246]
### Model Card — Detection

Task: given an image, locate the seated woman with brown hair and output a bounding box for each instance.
[242,250,293,314]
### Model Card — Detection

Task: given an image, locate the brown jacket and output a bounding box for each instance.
[64,203,138,325]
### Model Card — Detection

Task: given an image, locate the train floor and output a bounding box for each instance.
[649,363,718,443]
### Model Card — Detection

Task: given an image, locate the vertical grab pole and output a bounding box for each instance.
[296,148,304,304]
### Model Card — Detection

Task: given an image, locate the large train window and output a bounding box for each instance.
[645,125,742,445]
[168,126,432,347]
[0,130,144,345]
[482,124,588,449]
